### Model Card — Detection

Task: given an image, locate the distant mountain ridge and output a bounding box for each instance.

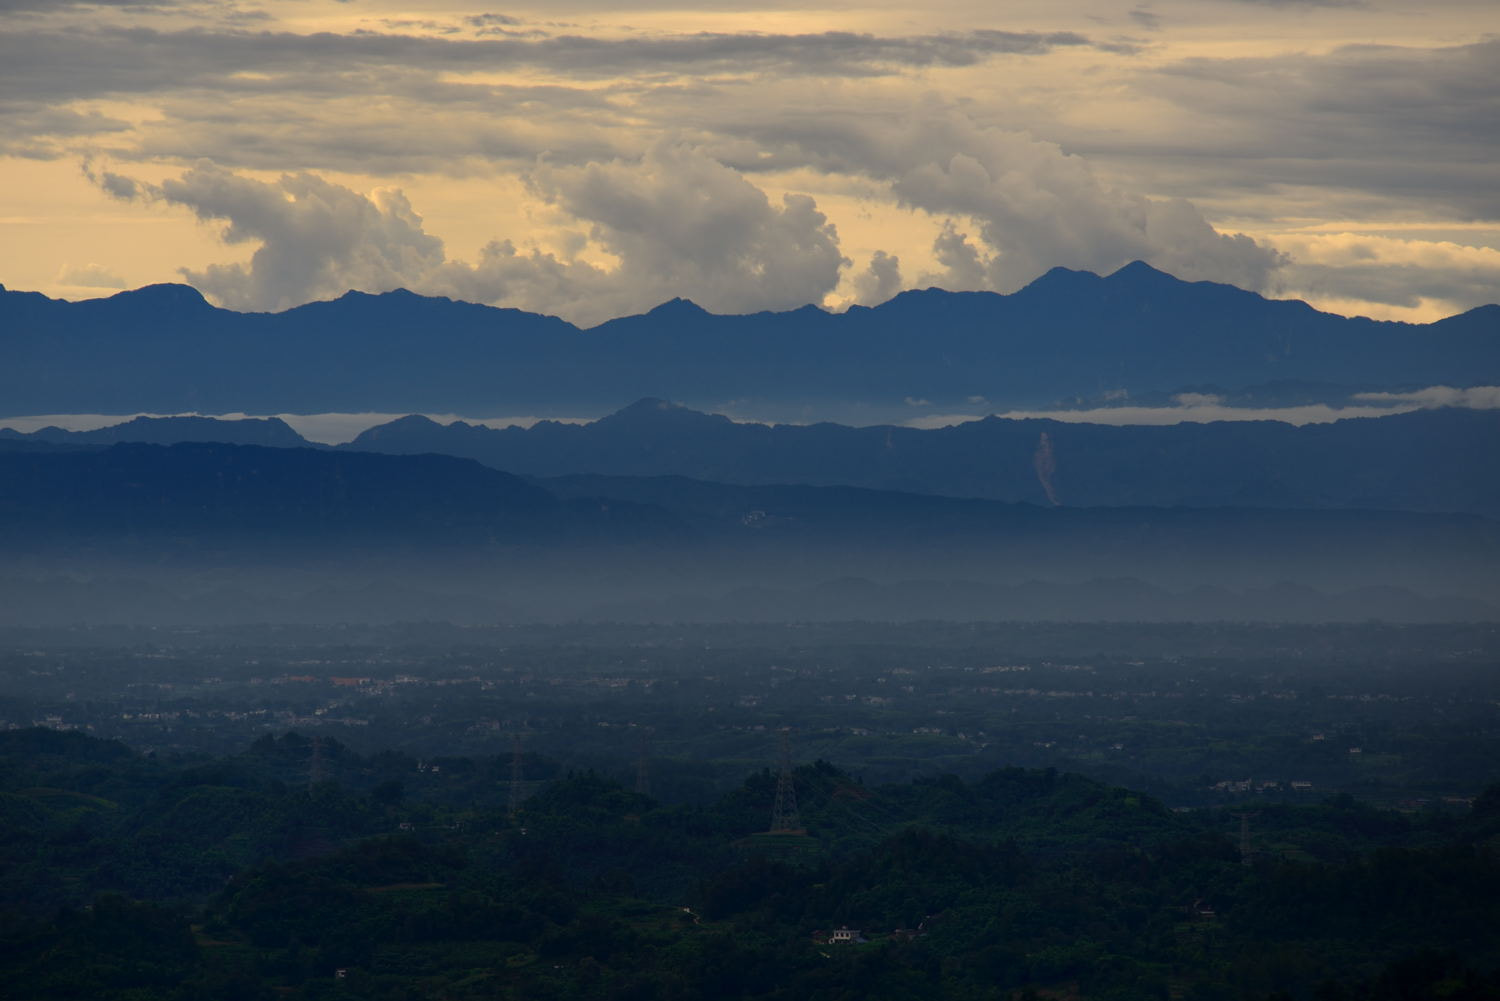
[2,263,1494,415]
[0,442,670,549]
[0,415,310,448]
[349,400,1500,517]
[1,441,1494,621]
[7,401,1498,517]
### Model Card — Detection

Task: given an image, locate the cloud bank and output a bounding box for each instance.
[98,147,848,323]
[4,1,1497,322]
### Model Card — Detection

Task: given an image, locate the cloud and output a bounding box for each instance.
[0,0,180,9]
[906,381,1500,430]
[0,24,1107,107]
[1222,0,1364,6]
[108,161,445,312]
[1353,386,1500,408]
[0,106,132,159]
[850,250,903,306]
[757,105,1284,293]
[0,22,1114,175]
[95,147,850,324]
[1268,231,1500,317]
[450,143,849,321]
[1142,40,1500,219]
[55,261,125,288]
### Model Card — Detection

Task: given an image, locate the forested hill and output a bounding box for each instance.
[1,728,1497,1001]
[2,261,1495,414]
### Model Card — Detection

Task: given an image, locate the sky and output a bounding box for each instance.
[1,0,1496,327]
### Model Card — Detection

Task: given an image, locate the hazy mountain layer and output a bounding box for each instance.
[1,441,1494,622]
[0,415,310,448]
[8,400,1495,517]
[351,400,1500,517]
[0,442,669,550]
[2,262,1495,415]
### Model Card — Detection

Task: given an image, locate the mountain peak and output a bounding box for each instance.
[607,397,688,418]
[596,398,730,428]
[1107,260,1174,283]
[1019,265,1101,295]
[645,297,709,318]
[104,283,211,309]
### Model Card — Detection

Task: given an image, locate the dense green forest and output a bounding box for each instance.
[2,727,1497,1000]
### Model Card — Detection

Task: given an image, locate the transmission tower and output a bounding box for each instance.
[769,727,803,834]
[508,732,525,820]
[634,726,652,797]
[1232,811,1259,866]
[308,735,326,787]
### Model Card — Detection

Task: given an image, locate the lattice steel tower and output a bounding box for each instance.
[634,726,652,798]
[308,735,326,787]
[770,727,803,833]
[508,732,525,820]
[1232,810,1259,866]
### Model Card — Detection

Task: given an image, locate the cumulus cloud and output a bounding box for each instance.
[97,161,445,311]
[850,250,903,305]
[55,261,125,288]
[521,144,847,317]
[771,107,1284,293]
[94,147,850,323]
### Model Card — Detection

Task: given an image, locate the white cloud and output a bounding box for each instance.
[1265,231,1500,319]
[523,143,848,318]
[850,249,902,305]
[54,260,124,287]
[906,384,1500,429]
[95,146,850,324]
[1353,386,1500,408]
[750,105,1286,294]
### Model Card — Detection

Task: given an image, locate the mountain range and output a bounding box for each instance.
[1,440,1494,622]
[8,401,1498,517]
[349,399,1500,517]
[2,262,1495,417]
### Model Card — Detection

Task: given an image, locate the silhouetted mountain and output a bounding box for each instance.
[2,264,1494,415]
[6,399,1496,518]
[346,401,1500,517]
[0,442,670,550]
[1,441,1494,621]
[0,415,313,448]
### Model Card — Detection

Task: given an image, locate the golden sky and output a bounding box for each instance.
[2,0,1496,324]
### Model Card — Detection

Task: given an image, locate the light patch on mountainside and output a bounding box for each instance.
[904,386,1500,429]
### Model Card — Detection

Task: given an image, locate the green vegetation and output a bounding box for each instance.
[1,727,1497,1001]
